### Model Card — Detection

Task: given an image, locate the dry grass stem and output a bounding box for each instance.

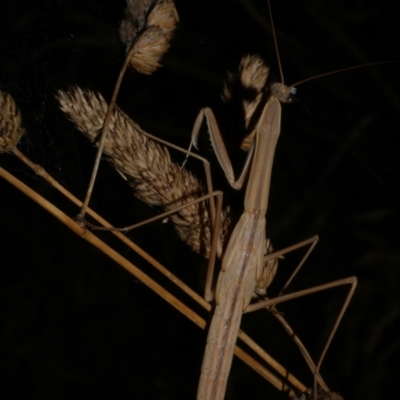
[0,90,213,312]
[78,0,178,219]
[0,164,303,398]
[56,87,231,258]
[119,0,179,75]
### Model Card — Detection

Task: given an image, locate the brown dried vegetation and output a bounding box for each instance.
[56,87,230,257]
[0,92,25,153]
[119,0,179,75]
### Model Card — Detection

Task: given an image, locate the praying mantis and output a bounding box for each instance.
[193,56,307,399]
[74,1,375,397]
[1,1,394,398]
[191,56,356,399]
[187,3,359,399]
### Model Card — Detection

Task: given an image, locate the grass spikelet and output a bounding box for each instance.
[119,0,179,75]
[56,86,231,257]
[0,92,25,153]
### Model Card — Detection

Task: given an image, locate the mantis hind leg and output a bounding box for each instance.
[246,236,356,398]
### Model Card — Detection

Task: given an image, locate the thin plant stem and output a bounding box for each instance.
[0,164,307,396]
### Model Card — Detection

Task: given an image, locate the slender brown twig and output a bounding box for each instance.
[78,0,179,219]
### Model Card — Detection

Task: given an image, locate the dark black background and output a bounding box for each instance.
[1,0,400,399]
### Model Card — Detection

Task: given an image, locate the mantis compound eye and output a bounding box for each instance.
[270,82,297,103]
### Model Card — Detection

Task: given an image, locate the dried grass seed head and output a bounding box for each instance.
[128,26,169,75]
[147,0,178,31]
[56,87,230,258]
[0,91,25,152]
[119,0,179,75]
[119,0,155,48]
[253,239,279,297]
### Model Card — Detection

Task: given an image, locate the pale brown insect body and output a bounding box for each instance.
[196,75,296,399]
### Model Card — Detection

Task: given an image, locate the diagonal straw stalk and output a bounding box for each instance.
[0,90,307,397]
[0,165,304,399]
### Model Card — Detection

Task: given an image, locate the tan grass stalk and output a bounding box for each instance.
[0,165,303,397]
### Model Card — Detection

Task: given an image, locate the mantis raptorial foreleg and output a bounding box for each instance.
[187,107,255,191]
